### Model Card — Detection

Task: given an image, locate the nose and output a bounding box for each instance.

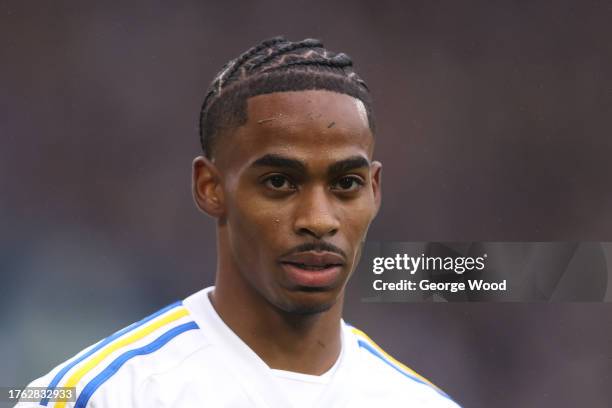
[293,186,340,239]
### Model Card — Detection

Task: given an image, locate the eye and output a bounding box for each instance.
[331,176,365,192]
[263,174,296,191]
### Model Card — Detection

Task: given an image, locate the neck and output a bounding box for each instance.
[211,231,344,375]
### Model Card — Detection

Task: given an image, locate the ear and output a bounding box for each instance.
[370,161,382,216]
[192,156,225,218]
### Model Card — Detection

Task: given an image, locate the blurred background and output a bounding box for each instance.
[1,1,611,407]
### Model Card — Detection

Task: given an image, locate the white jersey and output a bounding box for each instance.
[17,287,460,408]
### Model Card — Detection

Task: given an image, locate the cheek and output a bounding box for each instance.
[339,199,376,244]
[342,197,375,234]
[227,187,287,258]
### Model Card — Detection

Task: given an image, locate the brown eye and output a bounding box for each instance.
[263,175,296,191]
[332,176,364,192]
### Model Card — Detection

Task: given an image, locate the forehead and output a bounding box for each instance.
[215,90,374,170]
[247,89,370,127]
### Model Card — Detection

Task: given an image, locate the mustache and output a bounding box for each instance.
[280,241,347,260]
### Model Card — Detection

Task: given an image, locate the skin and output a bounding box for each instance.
[192,90,382,375]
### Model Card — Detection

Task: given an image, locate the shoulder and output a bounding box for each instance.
[16,300,206,408]
[344,324,461,408]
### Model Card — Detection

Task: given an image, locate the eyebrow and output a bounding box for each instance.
[327,156,370,175]
[251,154,307,172]
[251,154,370,175]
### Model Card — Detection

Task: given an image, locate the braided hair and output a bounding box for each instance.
[199,36,375,158]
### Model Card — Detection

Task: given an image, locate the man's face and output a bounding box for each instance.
[210,90,381,314]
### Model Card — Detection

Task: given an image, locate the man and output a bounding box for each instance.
[17,37,459,407]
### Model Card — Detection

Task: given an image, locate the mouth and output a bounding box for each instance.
[279,263,343,288]
[281,262,342,271]
[278,251,346,288]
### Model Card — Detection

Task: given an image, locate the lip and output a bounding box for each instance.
[278,251,346,288]
[279,263,343,288]
[279,251,345,266]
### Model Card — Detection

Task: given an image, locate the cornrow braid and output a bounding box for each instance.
[197,37,289,143]
[261,54,353,74]
[218,36,286,88]
[199,36,375,158]
[246,38,324,73]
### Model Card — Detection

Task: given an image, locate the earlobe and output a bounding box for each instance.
[192,156,225,218]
